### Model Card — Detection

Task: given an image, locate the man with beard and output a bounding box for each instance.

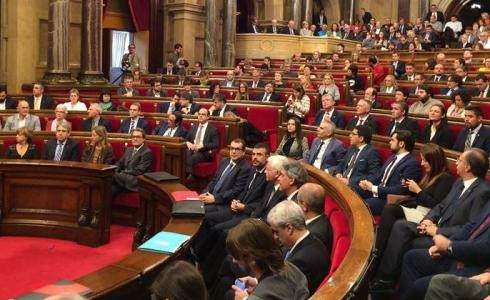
[453,105,490,154]
[408,85,443,115]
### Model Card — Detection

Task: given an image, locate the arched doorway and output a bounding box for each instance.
[445,0,490,28]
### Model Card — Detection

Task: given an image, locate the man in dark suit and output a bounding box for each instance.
[267,200,330,295]
[392,52,406,79]
[346,99,379,134]
[312,8,328,32]
[473,73,490,98]
[186,108,220,174]
[342,24,353,40]
[152,111,187,138]
[145,79,167,98]
[116,75,140,97]
[370,148,490,295]
[118,103,150,134]
[0,86,17,110]
[429,64,448,82]
[178,92,201,115]
[161,61,177,75]
[282,20,299,35]
[157,92,181,114]
[364,87,384,109]
[220,70,239,88]
[43,122,80,161]
[254,82,280,102]
[386,102,419,139]
[248,69,265,88]
[112,128,153,195]
[247,17,262,33]
[26,82,55,110]
[297,183,333,252]
[313,94,345,128]
[305,120,346,173]
[453,105,490,154]
[357,130,422,215]
[425,4,445,23]
[210,94,238,117]
[277,160,308,203]
[334,125,381,190]
[267,19,281,34]
[172,69,191,86]
[421,25,439,51]
[399,63,416,81]
[82,103,112,132]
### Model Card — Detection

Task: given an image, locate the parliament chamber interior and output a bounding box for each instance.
[1,0,490,299]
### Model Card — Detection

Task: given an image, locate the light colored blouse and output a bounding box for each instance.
[287,95,310,119]
[64,101,87,111]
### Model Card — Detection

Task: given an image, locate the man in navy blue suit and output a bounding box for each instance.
[334,125,381,189]
[304,120,346,174]
[0,85,17,110]
[357,130,422,215]
[312,94,345,128]
[399,200,490,300]
[453,105,490,154]
[118,103,150,134]
[152,111,187,138]
[157,92,181,114]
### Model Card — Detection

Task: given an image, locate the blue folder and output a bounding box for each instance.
[138,231,191,254]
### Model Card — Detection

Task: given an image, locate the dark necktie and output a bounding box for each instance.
[54,142,64,161]
[435,76,440,82]
[213,162,234,193]
[380,157,397,187]
[309,142,325,165]
[392,121,399,135]
[129,119,135,133]
[358,119,364,125]
[464,129,474,150]
[343,148,360,177]
[264,188,278,210]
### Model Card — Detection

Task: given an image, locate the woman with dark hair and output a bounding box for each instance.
[419,103,452,149]
[227,219,309,300]
[5,127,39,159]
[99,90,117,111]
[330,23,341,38]
[447,90,471,118]
[374,32,389,50]
[81,126,115,164]
[151,260,207,300]
[276,117,309,160]
[373,143,453,265]
[286,85,310,122]
[208,82,222,98]
[425,58,437,71]
[234,82,250,101]
[273,72,287,89]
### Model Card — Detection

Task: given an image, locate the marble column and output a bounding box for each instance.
[292,0,302,29]
[222,0,236,67]
[204,0,219,67]
[42,0,77,84]
[78,0,108,85]
[304,0,312,24]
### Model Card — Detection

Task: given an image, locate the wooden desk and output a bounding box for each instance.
[0,160,115,247]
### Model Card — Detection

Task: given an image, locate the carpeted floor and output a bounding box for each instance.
[0,225,134,299]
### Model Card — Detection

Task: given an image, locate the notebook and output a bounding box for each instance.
[171,190,200,201]
[16,279,92,299]
[143,171,180,182]
[138,231,191,254]
[171,200,205,218]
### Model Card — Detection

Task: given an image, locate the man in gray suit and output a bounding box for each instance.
[3,100,41,131]
[113,128,153,195]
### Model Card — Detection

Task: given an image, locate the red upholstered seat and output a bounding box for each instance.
[324,236,351,280]
[137,88,147,95]
[247,106,281,151]
[324,197,339,217]
[66,117,84,131]
[113,192,140,209]
[375,114,391,136]
[234,106,248,118]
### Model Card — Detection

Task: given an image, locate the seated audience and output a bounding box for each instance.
[63,88,87,111]
[386,102,419,138]
[81,126,115,164]
[409,85,443,115]
[0,85,17,110]
[380,75,398,94]
[118,103,150,134]
[185,108,219,175]
[442,74,463,97]
[276,117,309,160]
[173,69,190,86]
[82,103,112,132]
[146,79,167,97]
[248,69,264,88]
[220,70,239,88]
[305,120,346,173]
[391,52,406,78]
[4,127,39,159]
[210,94,238,117]
[277,160,308,202]
[179,92,202,115]
[226,219,309,300]
[346,65,365,99]
[369,55,388,88]
[312,94,345,128]
[420,104,452,149]
[99,90,117,111]
[254,81,280,102]
[346,99,379,134]
[112,128,153,195]
[208,82,222,98]
[286,85,310,123]
[273,72,287,89]
[364,87,383,109]
[26,82,55,110]
[267,200,330,295]
[399,63,416,81]
[46,104,71,132]
[394,89,409,103]
[453,105,490,154]
[473,73,490,98]
[357,130,422,215]
[371,148,490,296]
[150,260,207,300]
[4,100,41,131]
[298,75,314,91]
[424,272,490,300]
[152,111,187,138]
[447,89,470,118]
[317,73,340,101]
[117,76,140,97]
[234,82,250,101]
[43,122,79,161]
[429,64,448,82]
[158,92,181,114]
[334,125,381,189]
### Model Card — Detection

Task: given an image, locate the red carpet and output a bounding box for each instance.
[0,225,134,299]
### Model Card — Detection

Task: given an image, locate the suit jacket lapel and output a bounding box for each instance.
[321,139,335,162]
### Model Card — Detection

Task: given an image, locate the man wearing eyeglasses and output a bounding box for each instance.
[112,128,153,196]
[118,103,149,134]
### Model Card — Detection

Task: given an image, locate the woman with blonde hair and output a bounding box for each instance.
[317,73,340,101]
[46,104,72,132]
[380,75,398,93]
[81,126,115,164]
[234,82,250,101]
[63,88,87,111]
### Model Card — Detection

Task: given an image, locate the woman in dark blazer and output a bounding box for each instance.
[276,117,309,160]
[419,104,452,149]
[375,143,453,256]
[4,127,39,159]
[81,126,116,164]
